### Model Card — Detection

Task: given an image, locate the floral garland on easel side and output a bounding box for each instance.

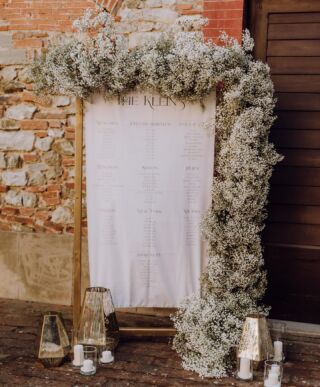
[32,10,283,377]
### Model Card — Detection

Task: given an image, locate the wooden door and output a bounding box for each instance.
[248,0,320,323]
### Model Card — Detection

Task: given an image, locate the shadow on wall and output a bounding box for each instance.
[0,231,89,305]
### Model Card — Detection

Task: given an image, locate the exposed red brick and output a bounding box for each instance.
[22,153,39,163]
[13,38,43,48]
[65,132,75,140]
[42,191,60,199]
[203,0,244,42]
[62,158,75,166]
[0,94,21,104]
[0,0,244,238]
[43,220,63,233]
[66,226,74,234]
[20,119,48,130]
[25,186,46,193]
[65,182,75,189]
[19,208,35,216]
[6,215,35,226]
[34,224,46,232]
[35,112,67,119]
[2,207,19,215]
[12,32,26,39]
[35,131,48,138]
[21,91,51,107]
[0,222,11,231]
[47,184,61,192]
[179,9,201,15]
[35,210,50,221]
[48,120,62,128]
[176,4,193,11]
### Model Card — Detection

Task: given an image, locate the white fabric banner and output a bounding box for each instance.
[84,92,215,307]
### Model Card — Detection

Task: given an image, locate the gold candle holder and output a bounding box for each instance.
[77,287,119,351]
[38,311,71,367]
[238,314,273,362]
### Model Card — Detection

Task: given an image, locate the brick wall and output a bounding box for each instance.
[0,0,244,235]
[203,0,244,43]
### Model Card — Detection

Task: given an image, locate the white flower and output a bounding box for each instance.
[31,10,282,377]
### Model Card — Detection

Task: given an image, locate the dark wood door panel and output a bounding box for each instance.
[274,111,320,129]
[270,186,320,205]
[249,0,320,323]
[265,245,320,292]
[271,129,320,149]
[264,223,320,245]
[269,57,320,75]
[267,40,320,56]
[275,93,320,111]
[268,23,320,40]
[269,12,320,24]
[265,245,320,322]
[272,75,320,93]
[280,149,320,167]
[268,204,320,224]
[271,166,320,186]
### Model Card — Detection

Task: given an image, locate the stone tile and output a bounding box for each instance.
[0,231,21,299]
[0,49,27,65]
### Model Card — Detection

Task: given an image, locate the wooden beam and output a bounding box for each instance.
[119,327,176,337]
[73,97,84,336]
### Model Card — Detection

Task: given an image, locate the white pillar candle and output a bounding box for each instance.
[82,359,94,372]
[273,341,283,361]
[264,372,281,387]
[237,357,252,380]
[100,350,114,364]
[72,344,84,366]
[264,380,281,387]
[270,364,280,375]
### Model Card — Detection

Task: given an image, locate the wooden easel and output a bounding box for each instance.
[72,97,176,337]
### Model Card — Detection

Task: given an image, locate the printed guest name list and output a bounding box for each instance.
[85,92,216,307]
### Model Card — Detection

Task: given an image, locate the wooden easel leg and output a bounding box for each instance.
[73,97,84,336]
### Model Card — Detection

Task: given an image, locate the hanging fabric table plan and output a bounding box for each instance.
[84,92,216,308]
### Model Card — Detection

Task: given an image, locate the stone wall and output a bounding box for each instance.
[0,0,205,236]
[0,0,243,304]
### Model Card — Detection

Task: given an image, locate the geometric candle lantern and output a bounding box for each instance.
[38,311,71,367]
[237,314,274,362]
[77,287,119,350]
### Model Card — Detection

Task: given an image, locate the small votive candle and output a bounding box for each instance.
[273,341,283,362]
[73,344,84,367]
[80,346,97,376]
[264,360,283,387]
[237,357,253,381]
[100,350,114,364]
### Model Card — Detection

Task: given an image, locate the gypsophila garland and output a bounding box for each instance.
[32,9,282,378]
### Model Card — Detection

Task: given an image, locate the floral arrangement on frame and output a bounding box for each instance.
[32,10,282,377]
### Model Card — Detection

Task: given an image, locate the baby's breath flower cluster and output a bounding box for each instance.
[172,34,282,377]
[32,10,282,378]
